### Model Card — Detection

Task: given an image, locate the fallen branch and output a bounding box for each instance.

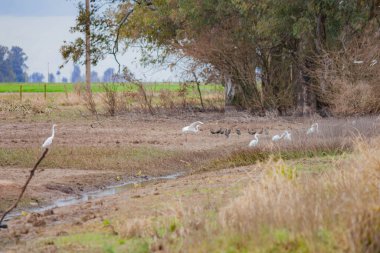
[0,148,49,228]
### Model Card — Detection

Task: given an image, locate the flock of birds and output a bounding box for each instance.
[181,121,319,148]
[40,121,319,150]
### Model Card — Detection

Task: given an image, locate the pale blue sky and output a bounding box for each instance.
[0,0,77,16]
[0,0,176,82]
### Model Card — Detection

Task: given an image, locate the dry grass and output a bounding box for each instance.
[216,137,380,252]
[9,137,379,253]
[107,137,379,253]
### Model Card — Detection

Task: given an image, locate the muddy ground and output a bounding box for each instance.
[0,112,311,211]
[0,111,377,251]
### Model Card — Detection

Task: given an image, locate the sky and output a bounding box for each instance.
[0,0,176,82]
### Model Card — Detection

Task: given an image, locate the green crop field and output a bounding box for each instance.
[0,82,223,93]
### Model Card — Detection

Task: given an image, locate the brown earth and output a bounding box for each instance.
[1,111,377,251]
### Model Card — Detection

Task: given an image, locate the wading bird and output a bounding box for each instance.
[182,121,203,142]
[225,129,231,138]
[306,123,319,135]
[236,129,241,136]
[42,124,57,149]
[210,128,221,135]
[283,131,291,141]
[182,121,203,133]
[249,133,259,147]
[272,133,284,142]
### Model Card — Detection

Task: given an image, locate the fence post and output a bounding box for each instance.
[64,84,68,99]
[44,84,47,100]
[19,85,22,101]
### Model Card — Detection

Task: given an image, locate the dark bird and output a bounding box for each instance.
[220,128,225,135]
[248,129,256,135]
[225,128,231,138]
[236,129,241,136]
[258,128,264,134]
[210,128,222,135]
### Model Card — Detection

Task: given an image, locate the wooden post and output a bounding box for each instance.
[44,84,47,100]
[19,85,22,101]
[64,84,68,99]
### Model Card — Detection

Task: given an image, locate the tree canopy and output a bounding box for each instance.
[62,0,379,114]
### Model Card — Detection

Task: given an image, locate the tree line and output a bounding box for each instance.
[62,0,380,116]
[0,45,28,82]
[0,44,117,84]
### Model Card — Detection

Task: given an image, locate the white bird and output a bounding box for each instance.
[370,59,378,67]
[272,133,284,142]
[353,60,364,64]
[248,133,259,147]
[42,124,57,149]
[283,131,291,141]
[306,123,319,135]
[182,121,204,133]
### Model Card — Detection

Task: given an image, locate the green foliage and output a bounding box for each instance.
[62,0,378,111]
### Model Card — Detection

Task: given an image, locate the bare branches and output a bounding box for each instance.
[0,149,50,228]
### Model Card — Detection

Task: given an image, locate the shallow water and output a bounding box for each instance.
[3,172,184,222]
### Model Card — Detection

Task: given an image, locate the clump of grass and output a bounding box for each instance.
[204,137,349,172]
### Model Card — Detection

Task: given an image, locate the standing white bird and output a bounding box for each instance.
[42,124,57,149]
[182,121,204,133]
[306,123,319,135]
[248,133,259,147]
[283,131,291,141]
[272,133,284,142]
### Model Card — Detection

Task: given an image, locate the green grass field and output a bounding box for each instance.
[0,82,223,93]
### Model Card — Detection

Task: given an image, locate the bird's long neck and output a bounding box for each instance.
[255,134,258,141]
[51,126,55,138]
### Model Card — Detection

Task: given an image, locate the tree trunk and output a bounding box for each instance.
[85,0,91,92]
[223,75,236,111]
[295,65,316,116]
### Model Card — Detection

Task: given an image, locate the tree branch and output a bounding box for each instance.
[0,148,49,228]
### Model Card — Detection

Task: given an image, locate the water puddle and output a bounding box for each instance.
[3,172,184,222]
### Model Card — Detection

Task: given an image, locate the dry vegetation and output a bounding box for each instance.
[314,24,380,116]
[0,87,379,252]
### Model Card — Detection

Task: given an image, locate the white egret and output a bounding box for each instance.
[283,131,291,141]
[182,121,203,142]
[248,133,259,147]
[370,59,378,66]
[353,60,364,64]
[306,123,319,135]
[272,133,284,142]
[182,121,203,133]
[42,124,57,149]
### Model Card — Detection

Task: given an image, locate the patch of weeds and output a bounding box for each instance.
[103,218,111,227]
[53,232,150,253]
[267,236,310,253]
[203,146,347,172]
